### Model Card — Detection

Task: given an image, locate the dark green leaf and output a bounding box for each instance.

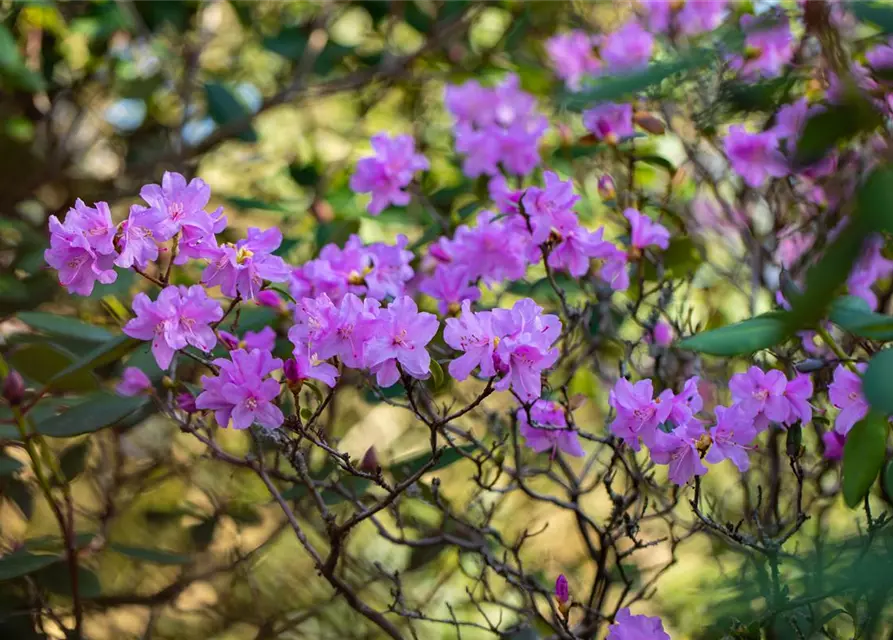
[859,165,893,234]
[37,393,148,438]
[58,442,89,483]
[404,2,433,33]
[263,27,308,61]
[884,460,893,501]
[389,444,477,481]
[562,49,713,109]
[0,455,23,476]
[8,343,98,393]
[204,82,258,143]
[16,312,113,343]
[35,564,101,598]
[793,99,883,168]
[677,312,789,356]
[0,551,59,581]
[851,3,893,35]
[110,544,190,565]
[864,349,893,414]
[313,42,353,75]
[0,25,45,93]
[829,295,893,340]
[288,163,319,187]
[225,197,289,212]
[321,476,371,505]
[842,412,888,508]
[4,478,33,519]
[407,543,449,572]
[49,336,141,390]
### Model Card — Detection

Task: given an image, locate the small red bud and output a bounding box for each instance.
[2,370,25,406]
[360,446,379,472]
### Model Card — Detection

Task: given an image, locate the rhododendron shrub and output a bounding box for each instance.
[7,2,893,639]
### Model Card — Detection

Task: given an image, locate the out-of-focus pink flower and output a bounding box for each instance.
[601,21,654,71]
[677,0,728,36]
[847,235,893,310]
[598,175,616,201]
[724,125,788,188]
[350,133,429,215]
[255,289,283,309]
[829,363,869,435]
[419,265,480,316]
[546,31,601,91]
[522,171,581,244]
[582,103,634,143]
[648,321,674,347]
[607,608,671,640]
[867,40,893,70]
[776,227,815,269]
[822,430,846,460]
[116,367,152,396]
[488,175,522,215]
[517,400,584,458]
[730,13,794,79]
[624,208,670,252]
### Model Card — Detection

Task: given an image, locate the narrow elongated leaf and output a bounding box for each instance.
[16,312,113,343]
[37,393,148,438]
[842,412,888,507]
[8,343,98,393]
[0,551,60,581]
[110,544,190,565]
[204,82,258,143]
[35,564,101,598]
[677,312,789,356]
[829,296,893,340]
[262,27,308,60]
[863,349,893,414]
[49,336,141,388]
[562,49,713,109]
[389,444,477,481]
[851,3,893,35]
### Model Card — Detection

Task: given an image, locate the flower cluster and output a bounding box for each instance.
[196,348,284,430]
[611,367,814,485]
[349,133,429,215]
[444,298,560,402]
[518,399,584,458]
[445,74,548,177]
[290,234,414,305]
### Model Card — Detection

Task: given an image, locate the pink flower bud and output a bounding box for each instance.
[283,358,301,384]
[597,175,616,201]
[256,290,282,309]
[218,330,240,350]
[360,446,379,472]
[652,321,673,347]
[555,574,569,604]
[2,370,25,406]
[177,392,197,413]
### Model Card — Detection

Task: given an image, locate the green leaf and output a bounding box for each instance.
[288,163,319,187]
[864,349,893,414]
[16,312,113,343]
[644,236,701,281]
[57,442,89,483]
[677,312,789,356]
[793,99,883,168]
[263,26,308,61]
[49,336,141,389]
[0,550,60,581]
[859,164,893,234]
[0,25,45,93]
[404,1,433,33]
[204,82,258,143]
[110,544,190,565]
[426,359,446,393]
[884,460,893,501]
[0,455,23,476]
[4,478,33,518]
[225,196,289,212]
[842,412,888,507]
[35,564,101,598]
[321,476,371,505]
[562,48,713,109]
[389,444,477,481]
[36,393,148,438]
[851,3,893,35]
[8,343,98,393]
[829,296,893,340]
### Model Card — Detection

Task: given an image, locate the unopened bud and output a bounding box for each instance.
[2,370,25,406]
[555,574,571,617]
[177,392,197,413]
[256,290,283,309]
[360,446,379,472]
[283,359,304,393]
[218,330,239,350]
[161,376,175,389]
[633,112,666,135]
[696,433,712,457]
[310,198,334,223]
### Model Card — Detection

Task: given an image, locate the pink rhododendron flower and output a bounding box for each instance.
[647,321,674,347]
[724,125,788,188]
[847,235,893,309]
[364,296,439,388]
[287,343,339,388]
[705,405,757,472]
[668,376,704,428]
[730,13,794,79]
[350,133,429,215]
[444,300,499,381]
[582,103,634,143]
[783,374,813,426]
[624,208,670,252]
[592,242,630,291]
[123,285,223,370]
[490,299,561,401]
[547,218,613,278]
[45,209,119,296]
[419,264,480,316]
[822,430,846,460]
[488,175,522,215]
[115,204,166,269]
[651,422,708,485]
[867,40,893,70]
[450,211,532,286]
[196,348,284,430]
[139,171,217,242]
[828,363,868,435]
[555,574,570,603]
[521,171,581,245]
[601,21,653,71]
[314,293,381,369]
[517,399,584,458]
[116,367,152,396]
[607,608,671,640]
[255,289,283,309]
[202,227,291,300]
[677,0,728,36]
[729,366,790,432]
[609,378,674,450]
[546,31,601,91]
